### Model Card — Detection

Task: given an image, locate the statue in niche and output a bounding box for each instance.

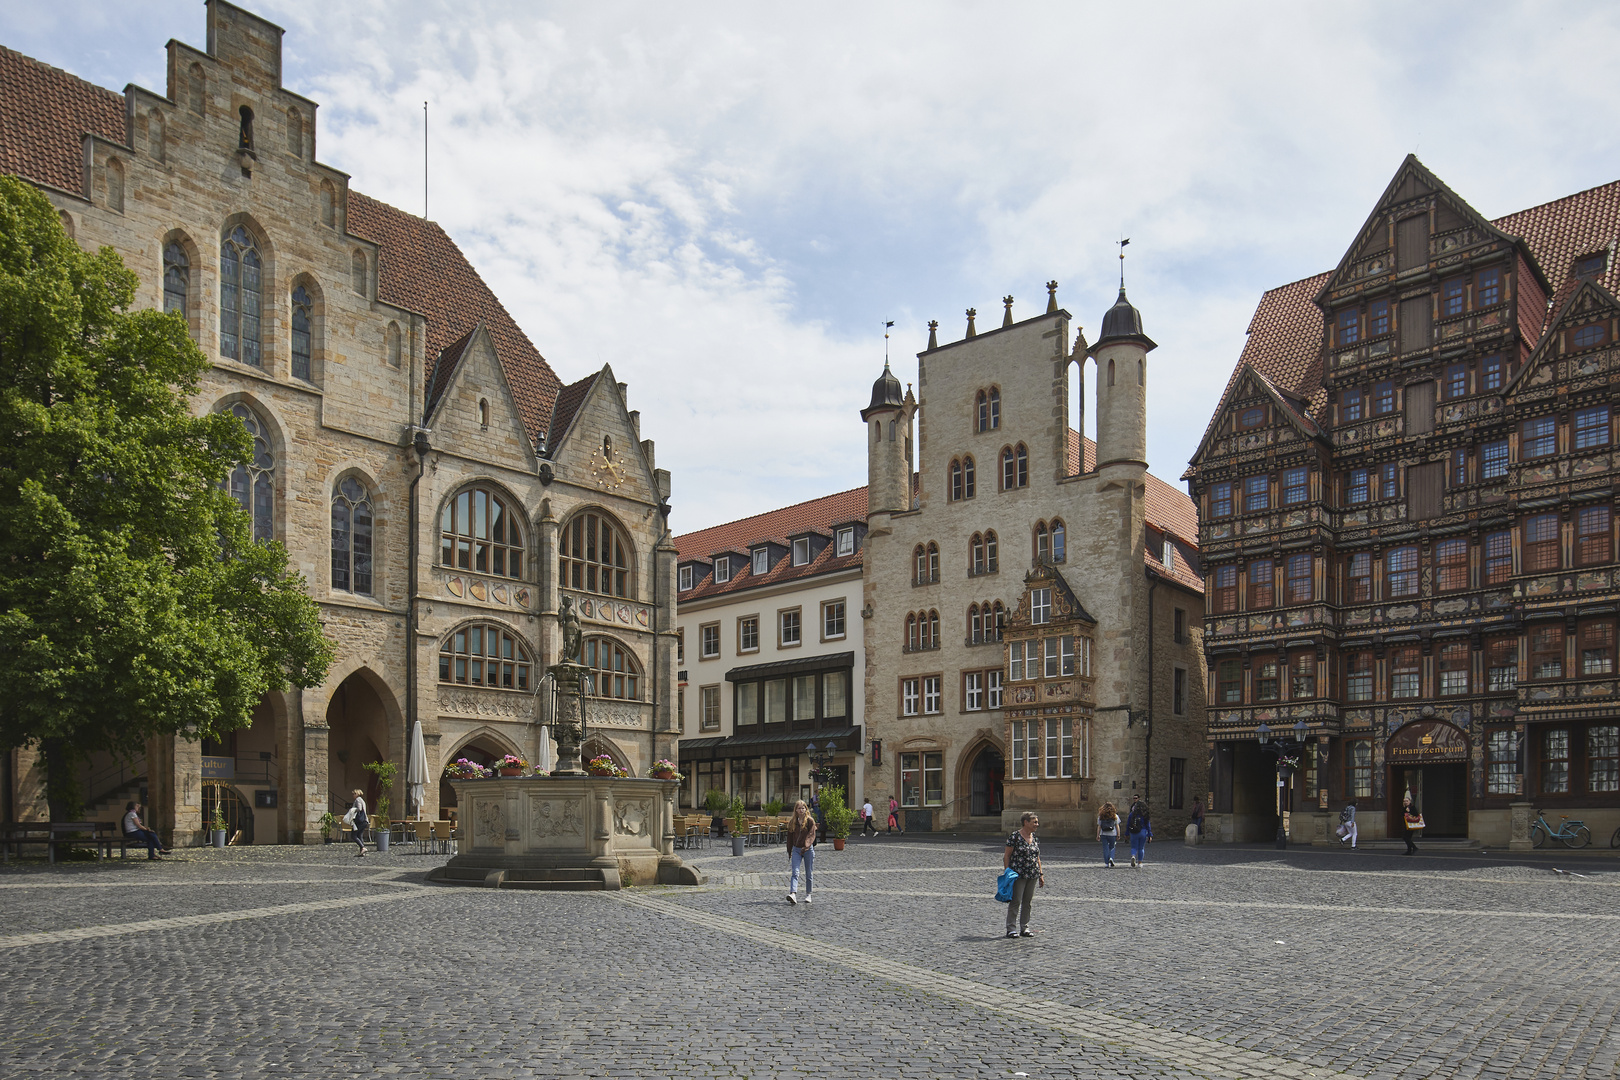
[237,105,254,151]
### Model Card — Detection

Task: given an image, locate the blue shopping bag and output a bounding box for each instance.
[995,868,1018,903]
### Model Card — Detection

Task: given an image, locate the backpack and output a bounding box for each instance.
[1126,809,1145,833]
[1339,806,1354,824]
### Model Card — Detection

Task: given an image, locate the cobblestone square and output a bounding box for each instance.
[1,837,1615,1079]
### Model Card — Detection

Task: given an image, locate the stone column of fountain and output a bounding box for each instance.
[548,596,587,775]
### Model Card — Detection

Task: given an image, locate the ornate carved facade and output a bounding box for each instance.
[1187,156,1620,846]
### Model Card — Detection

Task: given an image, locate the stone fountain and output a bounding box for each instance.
[427,598,704,890]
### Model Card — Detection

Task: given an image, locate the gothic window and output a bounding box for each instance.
[441,485,524,579]
[331,476,373,595]
[1035,521,1049,562]
[962,455,976,498]
[977,389,1001,432]
[984,530,998,573]
[351,249,367,296]
[990,600,1005,641]
[584,636,642,699]
[950,459,963,501]
[224,402,274,543]
[290,285,313,381]
[220,226,263,366]
[968,603,981,644]
[385,322,402,367]
[561,510,633,597]
[439,622,532,690]
[163,242,189,318]
[906,613,919,650]
[1050,519,1065,562]
[1002,445,1027,490]
[970,534,985,576]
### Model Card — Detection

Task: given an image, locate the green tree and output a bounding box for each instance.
[0,176,334,819]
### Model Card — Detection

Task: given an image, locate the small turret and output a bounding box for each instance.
[1090,287,1155,471]
[862,361,914,514]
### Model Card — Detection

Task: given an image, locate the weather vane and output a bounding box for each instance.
[1117,237,1130,288]
[884,319,894,365]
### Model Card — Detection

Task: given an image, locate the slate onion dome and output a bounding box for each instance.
[861,360,906,420]
[1094,287,1157,351]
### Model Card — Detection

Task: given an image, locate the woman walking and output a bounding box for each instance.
[347,788,370,857]
[1002,812,1044,938]
[1125,798,1152,868]
[785,799,817,904]
[1097,802,1121,867]
[1401,793,1422,856]
[887,795,901,834]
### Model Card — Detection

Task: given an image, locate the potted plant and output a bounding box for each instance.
[586,754,617,777]
[650,758,682,781]
[729,795,748,856]
[364,760,396,853]
[764,798,784,817]
[495,754,528,777]
[443,759,486,780]
[211,803,229,848]
[820,784,853,850]
[319,811,339,844]
[703,788,730,838]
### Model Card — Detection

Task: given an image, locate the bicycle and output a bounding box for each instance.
[1529,810,1591,849]
[1611,824,1620,849]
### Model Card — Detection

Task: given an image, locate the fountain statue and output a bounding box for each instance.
[548,596,587,775]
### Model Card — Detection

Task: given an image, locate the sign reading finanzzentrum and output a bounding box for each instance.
[1386,720,1467,763]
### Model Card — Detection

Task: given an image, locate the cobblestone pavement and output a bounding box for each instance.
[1,837,1616,1078]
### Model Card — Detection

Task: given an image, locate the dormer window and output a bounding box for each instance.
[1031,587,1052,625]
[678,565,693,591]
[1575,253,1607,279]
[836,527,854,557]
[714,557,731,584]
[752,548,769,576]
[792,537,811,566]
[1162,536,1174,569]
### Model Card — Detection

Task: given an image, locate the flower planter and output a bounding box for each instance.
[211,829,227,848]
[731,835,746,856]
[651,771,675,781]
[375,830,390,853]
[498,768,522,777]
[832,838,846,851]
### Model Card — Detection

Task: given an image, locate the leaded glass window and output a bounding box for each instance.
[560,511,632,597]
[291,285,312,381]
[163,242,188,317]
[440,486,524,578]
[220,226,262,366]
[438,623,531,690]
[225,402,273,543]
[331,476,373,595]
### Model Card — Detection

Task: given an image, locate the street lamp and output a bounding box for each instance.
[1257,720,1310,849]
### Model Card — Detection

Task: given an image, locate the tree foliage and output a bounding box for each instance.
[0,177,334,808]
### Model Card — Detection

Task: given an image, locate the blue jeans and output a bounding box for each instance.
[1129,830,1148,862]
[1100,836,1117,863]
[789,845,814,895]
[125,828,162,856]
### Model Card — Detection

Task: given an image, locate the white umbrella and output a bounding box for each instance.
[406,720,428,820]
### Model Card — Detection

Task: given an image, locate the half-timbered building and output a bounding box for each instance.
[1187,155,1620,847]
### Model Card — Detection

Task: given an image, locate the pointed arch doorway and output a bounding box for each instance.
[969,746,1004,817]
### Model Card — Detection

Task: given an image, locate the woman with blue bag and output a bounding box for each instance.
[1001,813,1044,938]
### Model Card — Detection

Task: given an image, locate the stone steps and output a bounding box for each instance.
[428,865,611,890]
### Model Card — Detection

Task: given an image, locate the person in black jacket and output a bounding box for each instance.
[1401,793,1421,855]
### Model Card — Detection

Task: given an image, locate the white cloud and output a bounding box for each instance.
[7,1,1620,533]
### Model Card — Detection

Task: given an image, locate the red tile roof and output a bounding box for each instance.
[0,45,123,193]
[1229,177,1620,424]
[0,45,565,446]
[674,485,869,602]
[347,192,561,438]
[546,372,600,445]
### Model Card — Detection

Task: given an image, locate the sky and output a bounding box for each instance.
[5,2,1620,535]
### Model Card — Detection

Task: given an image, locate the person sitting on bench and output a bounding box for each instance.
[122,802,170,859]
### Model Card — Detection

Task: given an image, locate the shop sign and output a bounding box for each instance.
[201,755,235,779]
[1387,721,1467,763]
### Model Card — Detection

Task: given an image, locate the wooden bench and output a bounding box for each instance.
[1,821,117,863]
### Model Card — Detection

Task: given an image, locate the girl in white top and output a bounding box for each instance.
[348,789,369,856]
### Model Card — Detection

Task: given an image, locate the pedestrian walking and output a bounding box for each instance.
[345,788,369,857]
[121,801,170,859]
[1190,797,1205,837]
[861,799,877,837]
[887,795,902,834]
[1125,798,1152,868]
[1002,812,1044,938]
[1336,799,1359,849]
[1097,801,1121,867]
[1401,793,1423,856]
[784,799,816,904]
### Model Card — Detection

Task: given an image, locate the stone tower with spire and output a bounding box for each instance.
[855,280,1206,838]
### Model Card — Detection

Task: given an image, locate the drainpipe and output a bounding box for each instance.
[1145,570,1158,805]
[405,428,431,813]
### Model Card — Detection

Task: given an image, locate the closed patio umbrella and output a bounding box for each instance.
[407,720,428,819]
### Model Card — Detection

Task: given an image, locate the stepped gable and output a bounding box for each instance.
[0,45,124,193]
[674,485,869,601]
[346,192,561,438]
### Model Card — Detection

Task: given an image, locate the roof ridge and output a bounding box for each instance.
[673,483,870,544]
[0,44,124,107]
[1492,176,1620,228]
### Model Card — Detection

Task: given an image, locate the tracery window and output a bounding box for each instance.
[561,511,632,597]
[224,402,274,543]
[950,459,964,501]
[441,486,524,579]
[584,636,642,699]
[163,242,188,318]
[291,285,313,381]
[1050,519,1065,562]
[977,389,1000,432]
[439,623,532,690]
[962,455,976,499]
[331,476,373,595]
[984,530,998,573]
[220,226,262,366]
[1002,444,1028,490]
